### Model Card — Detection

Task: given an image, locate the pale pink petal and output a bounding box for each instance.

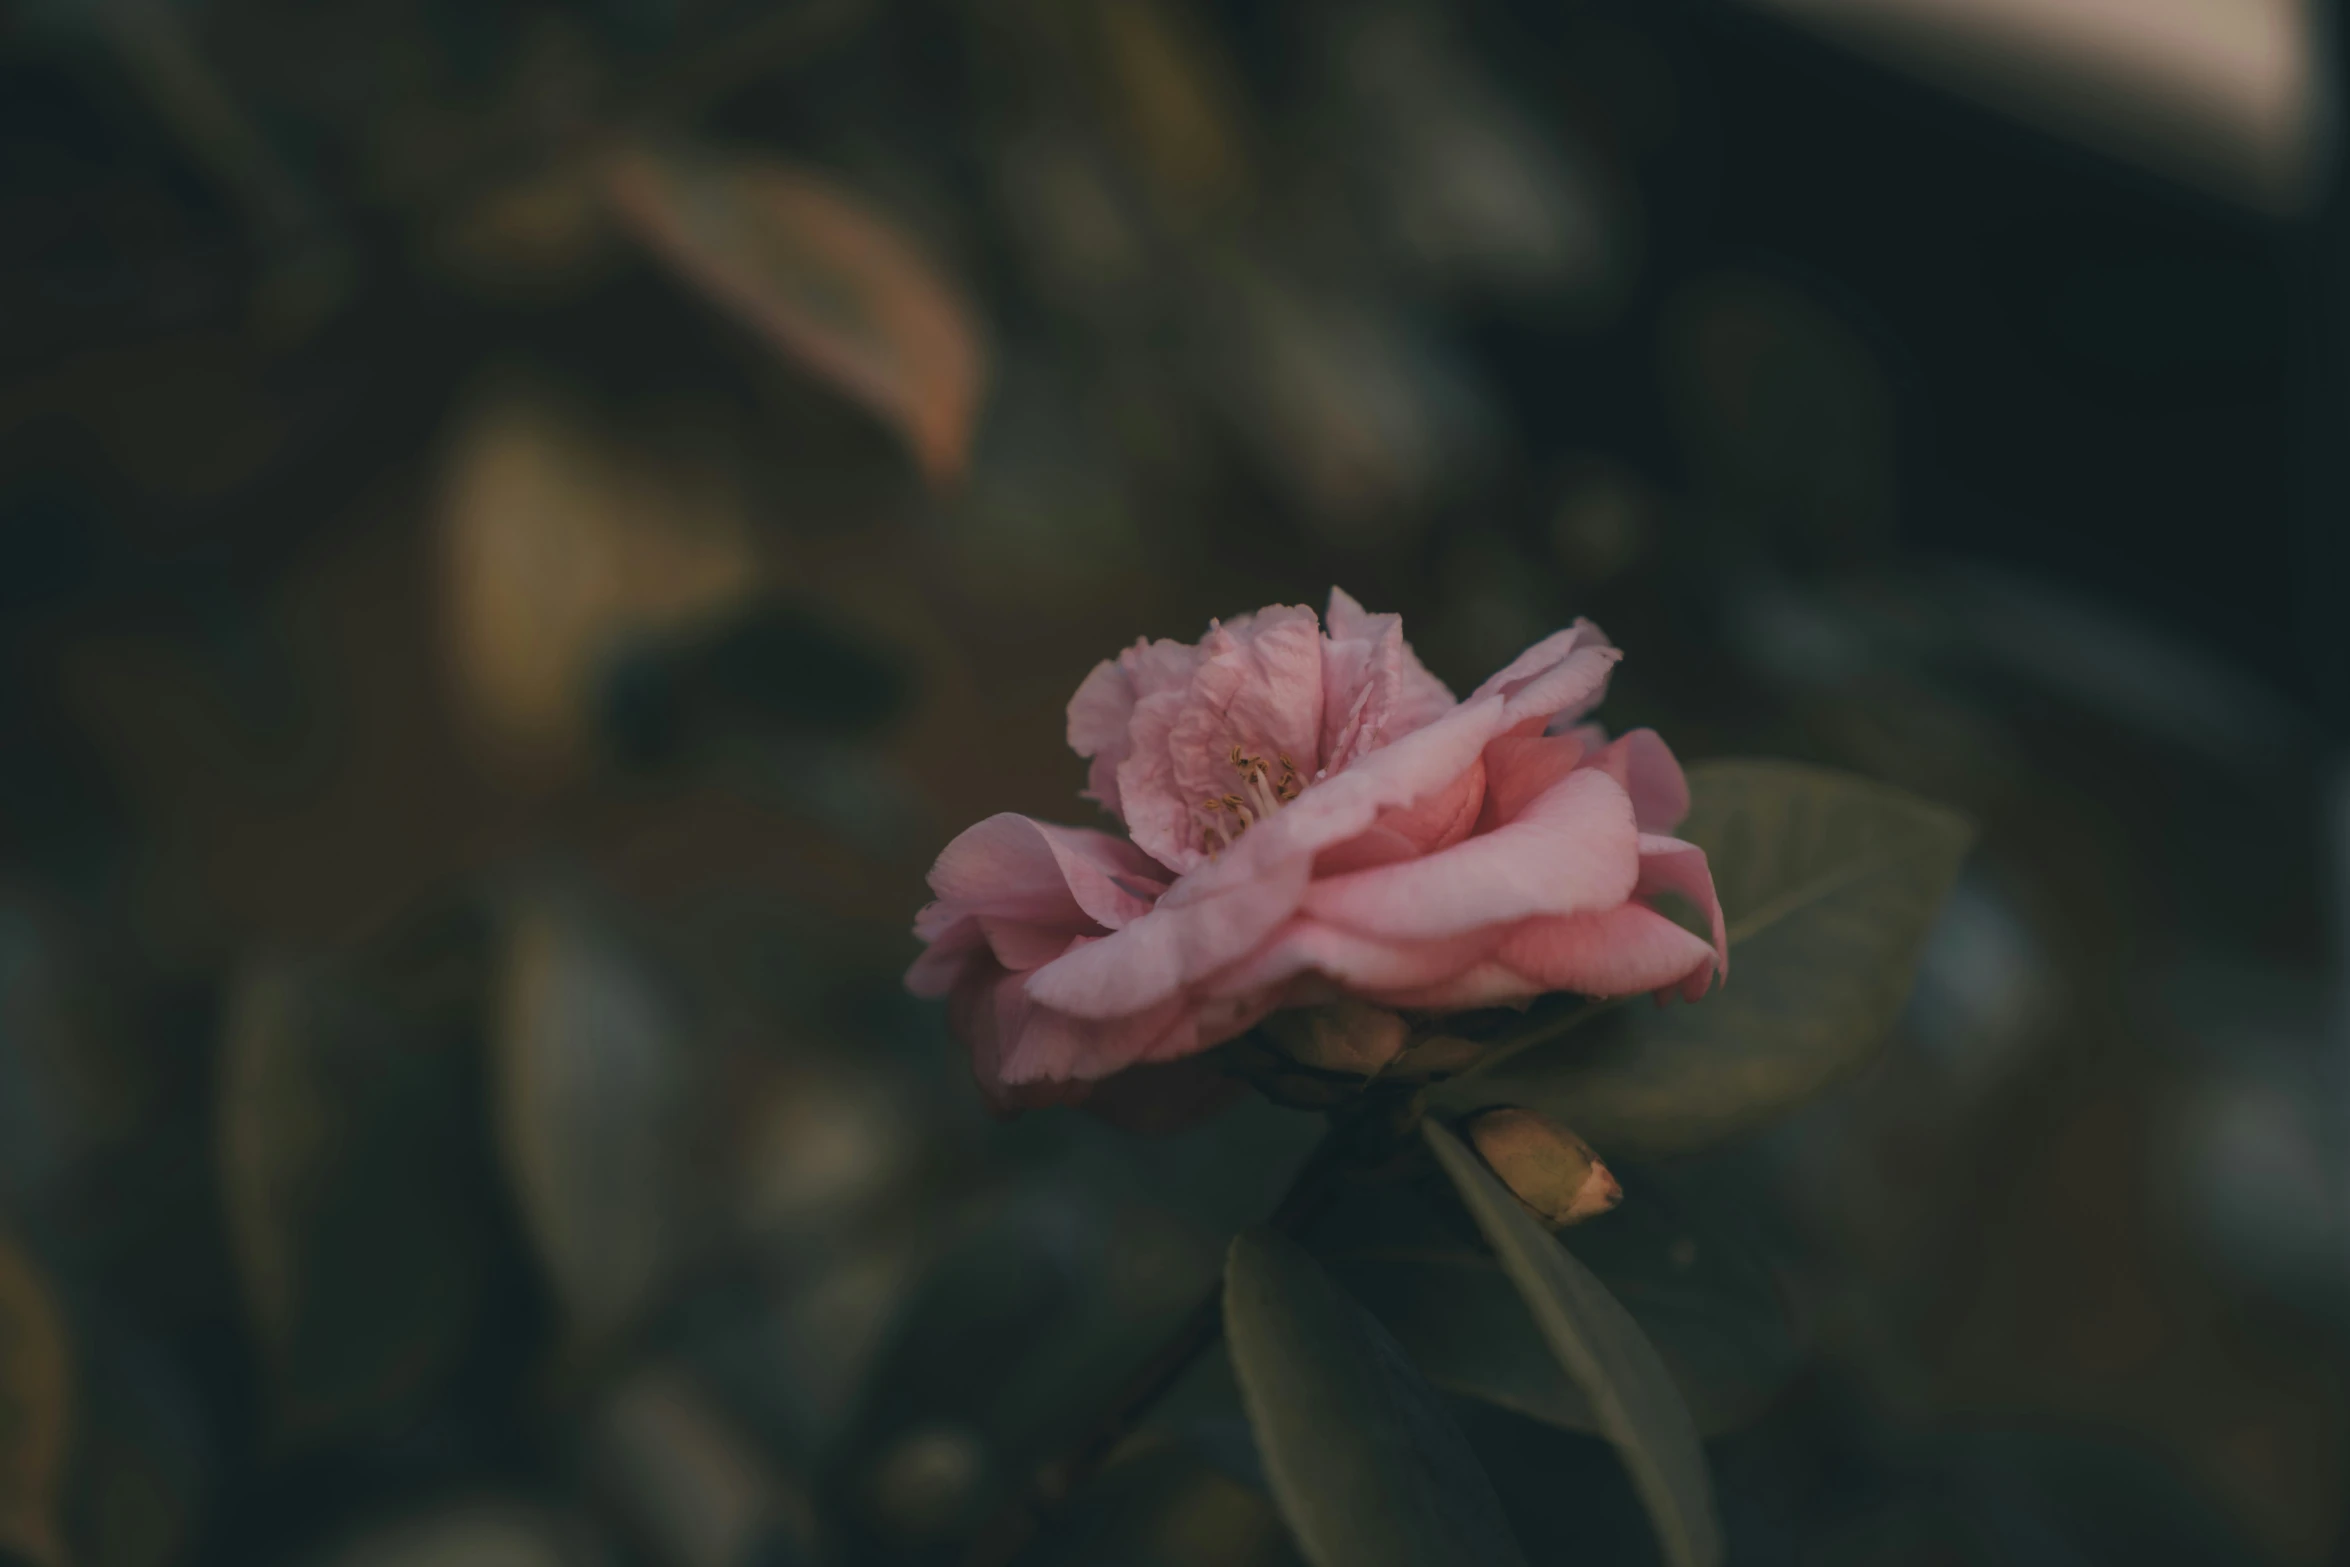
[1114,686,1198,873]
[1634,832,1727,992]
[923,813,1083,922]
[996,980,1274,1086]
[1298,767,1640,941]
[1068,637,1202,820]
[1468,620,1622,728]
[989,956,1197,1084]
[924,813,1165,930]
[1067,659,1139,818]
[905,916,990,997]
[1166,609,1325,823]
[1263,693,1513,857]
[1317,756,1488,871]
[1217,606,1329,763]
[1200,916,1503,999]
[951,968,1095,1114]
[1476,732,1588,833]
[1132,989,1283,1068]
[1026,692,1525,1019]
[1310,824,1425,876]
[909,815,1171,1013]
[1045,826,1173,928]
[1109,607,1325,875]
[1493,901,1721,999]
[1577,729,1692,833]
[1321,587,1457,772]
[1362,756,1486,854]
[1023,853,1316,1019]
[979,918,1084,972]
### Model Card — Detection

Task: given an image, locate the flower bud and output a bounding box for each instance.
[1257,999,1410,1076]
[1465,1109,1622,1228]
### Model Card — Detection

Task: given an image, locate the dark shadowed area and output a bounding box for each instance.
[1,1,2346,1564]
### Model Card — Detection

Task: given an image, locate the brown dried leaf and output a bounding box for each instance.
[606,145,987,486]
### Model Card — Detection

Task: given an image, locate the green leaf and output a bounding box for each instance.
[1326,1184,1800,1438]
[1438,759,1972,1153]
[1222,1228,1527,1567]
[1425,1120,1722,1567]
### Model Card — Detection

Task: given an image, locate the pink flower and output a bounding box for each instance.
[907,589,1726,1117]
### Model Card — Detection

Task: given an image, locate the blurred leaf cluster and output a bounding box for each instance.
[1,0,2346,1564]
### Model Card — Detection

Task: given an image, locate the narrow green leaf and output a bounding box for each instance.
[1223,1228,1527,1567]
[1425,1120,1722,1567]
[1439,759,1972,1153]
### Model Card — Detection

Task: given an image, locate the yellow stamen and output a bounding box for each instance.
[1198,743,1311,853]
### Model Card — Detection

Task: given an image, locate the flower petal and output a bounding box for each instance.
[1309,824,1425,876]
[1068,637,1202,821]
[1200,915,1502,999]
[979,917,1084,971]
[1476,732,1588,833]
[1026,690,1525,1019]
[988,955,1197,1084]
[1022,852,1316,1019]
[909,814,1171,1015]
[1298,766,1640,941]
[1113,685,1197,874]
[950,966,1098,1112]
[1577,728,1692,833]
[905,914,990,997]
[1468,619,1622,727]
[1491,900,1722,1000]
[1634,832,1726,995]
[1114,606,1326,874]
[1320,586,1457,772]
[1166,609,1325,822]
[923,812,1168,932]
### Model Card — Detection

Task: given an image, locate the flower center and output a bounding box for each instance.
[1200,745,1303,854]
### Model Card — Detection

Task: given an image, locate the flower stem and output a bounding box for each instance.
[958,1128,1351,1567]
